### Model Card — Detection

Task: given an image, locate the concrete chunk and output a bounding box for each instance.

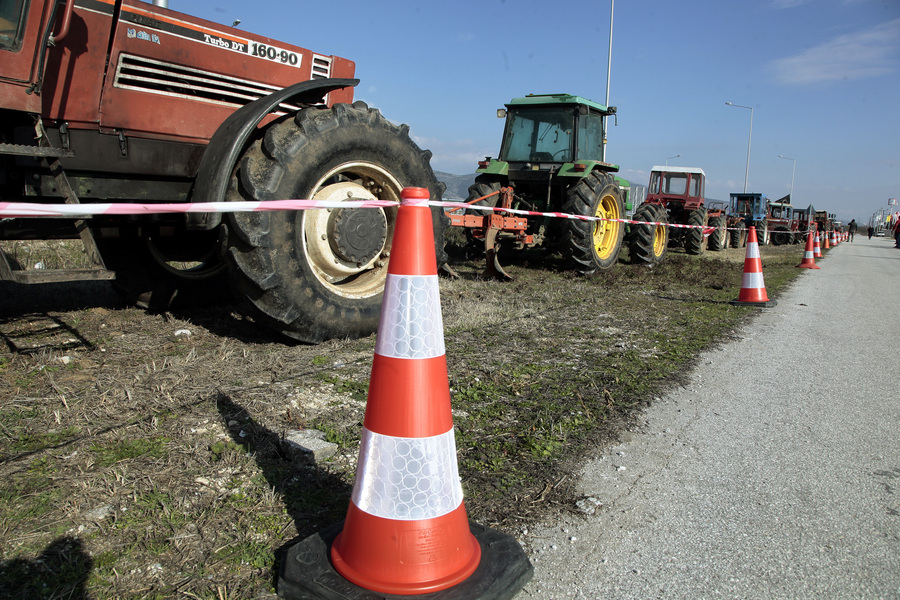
[282,429,337,465]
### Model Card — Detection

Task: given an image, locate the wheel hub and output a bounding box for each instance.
[328,207,387,266]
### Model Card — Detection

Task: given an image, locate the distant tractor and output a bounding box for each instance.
[814,210,837,240]
[728,192,770,247]
[620,177,647,220]
[454,93,624,278]
[793,204,816,242]
[766,195,797,245]
[628,166,727,267]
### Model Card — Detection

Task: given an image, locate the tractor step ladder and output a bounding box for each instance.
[0,136,116,284]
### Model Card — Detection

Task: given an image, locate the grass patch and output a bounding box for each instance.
[89,436,169,467]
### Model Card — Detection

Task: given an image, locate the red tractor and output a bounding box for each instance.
[1,0,446,343]
[766,195,799,245]
[627,166,726,266]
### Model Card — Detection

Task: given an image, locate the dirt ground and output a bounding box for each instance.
[0,242,805,598]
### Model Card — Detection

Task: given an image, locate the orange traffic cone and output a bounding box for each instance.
[824,231,830,249]
[278,188,533,599]
[730,225,777,307]
[814,232,822,258]
[796,226,820,269]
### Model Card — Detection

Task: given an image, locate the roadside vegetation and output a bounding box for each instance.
[0,240,815,598]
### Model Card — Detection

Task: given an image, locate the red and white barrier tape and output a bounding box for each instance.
[0,199,398,218]
[0,198,813,235]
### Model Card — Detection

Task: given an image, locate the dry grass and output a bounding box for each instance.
[0,240,816,598]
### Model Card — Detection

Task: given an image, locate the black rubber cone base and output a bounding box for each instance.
[278,521,533,600]
[729,299,777,307]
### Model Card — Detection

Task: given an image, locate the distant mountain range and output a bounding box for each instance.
[434,171,477,200]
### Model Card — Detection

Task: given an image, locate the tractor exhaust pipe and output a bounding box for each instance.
[153,0,168,8]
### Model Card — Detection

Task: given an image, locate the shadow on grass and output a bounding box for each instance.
[0,537,92,599]
[214,392,352,588]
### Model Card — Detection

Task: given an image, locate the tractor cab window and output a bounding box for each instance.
[0,0,28,51]
[662,172,687,195]
[689,174,702,197]
[771,205,791,219]
[733,199,750,214]
[575,112,605,161]
[500,107,574,163]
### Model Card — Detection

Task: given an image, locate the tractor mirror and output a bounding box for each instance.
[497,109,507,118]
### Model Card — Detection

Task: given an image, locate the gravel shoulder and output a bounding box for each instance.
[522,236,900,599]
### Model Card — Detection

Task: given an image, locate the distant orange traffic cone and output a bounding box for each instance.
[796,226,820,269]
[731,225,777,307]
[814,232,822,258]
[278,188,533,599]
[824,232,830,249]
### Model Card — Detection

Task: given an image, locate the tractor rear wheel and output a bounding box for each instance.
[462,176,503,254]
[708,215,727,251]
[561,171,624,273]
[627,203,668,266]
[754,219,768,245]
[95,226,228,310]
[772,226,791,246]
[730,224,746,248]
[685,207,708,255]
[224,102,447,343]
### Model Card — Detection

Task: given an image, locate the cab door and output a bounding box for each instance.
[0,0,55,112]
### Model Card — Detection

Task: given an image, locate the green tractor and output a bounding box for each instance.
[453,94,624,278]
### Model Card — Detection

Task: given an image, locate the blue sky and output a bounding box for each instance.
[189,0,900,224]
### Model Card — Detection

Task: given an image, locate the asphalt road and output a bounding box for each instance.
[521,235,900,599]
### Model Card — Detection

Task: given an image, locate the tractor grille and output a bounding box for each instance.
[311,54,332,79]
[112,54,300,111]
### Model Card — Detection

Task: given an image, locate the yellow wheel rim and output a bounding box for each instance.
[652,223,667,257]
[592,192,622,260]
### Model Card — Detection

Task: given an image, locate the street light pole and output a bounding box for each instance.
[665,154,680,166]
[602,0,614,162]
[778,155,795,199]
[726,102,753,193]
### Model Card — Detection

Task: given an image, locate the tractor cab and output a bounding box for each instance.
[482,93,618,178]
[768,202,793,221]
[729,193,768,223]
[646,166,706,212]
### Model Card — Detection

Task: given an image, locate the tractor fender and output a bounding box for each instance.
[188,78,359,229]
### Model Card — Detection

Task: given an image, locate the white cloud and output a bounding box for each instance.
[770,18,900,85]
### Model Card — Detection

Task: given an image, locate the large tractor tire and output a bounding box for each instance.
[684,207,708,255]
[560,171,625,273]
[753,219,768,245]
[707,215,727,251]
[95,226,229,311]
[224,102,447,343]
[627,203,668,267]
[466,177,503,208]
[461,176,503,254]
[730,224,747,248]
[772,226,792,246]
